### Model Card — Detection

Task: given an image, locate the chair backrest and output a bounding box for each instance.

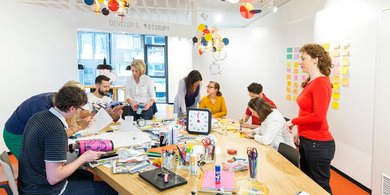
[278,143,300,168]
[0,151,19,195]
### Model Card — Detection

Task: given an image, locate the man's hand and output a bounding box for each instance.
[77,116,93,130]
[286,120,294,133]
[108,106,123,122]
[293,134,300,146]
[79,150,106,163]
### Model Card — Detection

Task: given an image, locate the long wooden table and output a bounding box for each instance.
[92,129,329,195]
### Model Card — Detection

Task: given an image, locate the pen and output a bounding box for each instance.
[175,145,186,165]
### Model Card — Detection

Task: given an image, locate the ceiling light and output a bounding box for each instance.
[215,14,223,23]
[273,6,278,13]
[227,0,240,3]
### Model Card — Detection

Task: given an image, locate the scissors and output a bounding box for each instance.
[247,147,258,159]
[201,137,215,146]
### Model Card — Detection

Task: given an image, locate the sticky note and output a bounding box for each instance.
[287,48,293,53]
[343,48,350,56]
[287,54,292,59]
[293,96,297,101]
[340,66,349,74]
[293,82,298,88]
[293,75,298,81]
[293,47,300,53]
[287,62,291,67]
[286,87,291,93]
[287,81,292,86]
[333,58,340,66]
[342,77,349,87]
[333,49,340,57]
[293,88,298,94]
[294,69,298,74]
[332,101,339,110]
[294,54,300,60]
[294,62,299,68]
[287,74,292,80]
[322,42,330,51]
[333,83,340,90]
[287,68,292,73]
[332,92,340,100]
[342,58,350,66]
[332,66,340,75]
[286,95,291,100]
[333,76,340,83]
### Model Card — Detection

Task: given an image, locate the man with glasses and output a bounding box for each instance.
[80,75,122,122]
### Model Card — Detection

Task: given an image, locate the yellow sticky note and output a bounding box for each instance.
[332,92,340,100]
[286,95,291,100]
[293,82,298,88]
[293,88,298,94]
[287,81,292,86]
[323,42,330,51]
[342,58,350,66]
[333,76,340,83]
[340,66,349,74]
[287,62,292,67]
[333,49,340,58]
[293,96,297,101]
[286,87,291,93]
[333,83,340,90]
[294,62,299,68]
[342,77,350,87]
[293,69,298,74]
[332,101,339,110]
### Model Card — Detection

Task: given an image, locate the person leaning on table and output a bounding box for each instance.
[2,80,90,160]
[199,81,227,118]
[242,97,294,150]
[18,86,117,195]
[174,70,203,117]
[286,43,335,194]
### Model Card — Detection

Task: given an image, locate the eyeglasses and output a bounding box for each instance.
[206,86,215,89]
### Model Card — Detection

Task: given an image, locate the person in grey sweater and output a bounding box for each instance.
[174,70,202,117]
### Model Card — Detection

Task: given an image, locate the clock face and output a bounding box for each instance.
[187,108,211,134]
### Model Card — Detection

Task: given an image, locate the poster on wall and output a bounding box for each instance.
[285,41,351,110]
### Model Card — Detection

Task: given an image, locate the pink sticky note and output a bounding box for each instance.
[293,75,298,81]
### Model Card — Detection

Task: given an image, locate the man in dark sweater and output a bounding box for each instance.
[18,86,117,195]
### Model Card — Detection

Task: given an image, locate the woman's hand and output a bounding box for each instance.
[143,102,152,110]
[286,120,294,133]
[293,134,300,146]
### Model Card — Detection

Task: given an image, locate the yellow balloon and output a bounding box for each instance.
[205,34,213,42]
[198,24,206,32]
[97,0,104,3]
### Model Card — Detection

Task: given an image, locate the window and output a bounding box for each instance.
[77,32,168,103]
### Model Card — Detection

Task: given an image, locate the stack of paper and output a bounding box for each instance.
[200,170,235,192]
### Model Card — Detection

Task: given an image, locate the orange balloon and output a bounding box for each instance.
[240,3,254,19]
[108,0,119,12]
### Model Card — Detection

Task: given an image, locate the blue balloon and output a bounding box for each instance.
[223,38,229,46]
[201,37,207,46]
[84,0,94,6]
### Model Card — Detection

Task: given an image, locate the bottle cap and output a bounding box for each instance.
[215,164,221,171]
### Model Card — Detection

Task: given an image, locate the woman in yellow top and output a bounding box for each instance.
[199,81,227,118]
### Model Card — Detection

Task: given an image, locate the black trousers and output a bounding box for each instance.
[299,136,336,194]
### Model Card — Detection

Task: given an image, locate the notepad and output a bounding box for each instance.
[200,170,235,191]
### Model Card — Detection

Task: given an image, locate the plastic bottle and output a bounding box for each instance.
[215,147,221,184]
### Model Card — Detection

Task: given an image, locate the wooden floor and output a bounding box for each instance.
[0,104,370,195]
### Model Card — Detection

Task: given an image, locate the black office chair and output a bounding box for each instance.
[278,142,300,168]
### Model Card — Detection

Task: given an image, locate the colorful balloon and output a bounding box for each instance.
[84,0,94,6]
[240,3,255,19]
[102,8,110,16]
[222,38,229,46]
[198,24,206,32]
[205,34,213,42]
[201,37,207,46]
[192,37,198,44]
[97,0,104,3]
[203,28,210,34]
[108,0,120,12]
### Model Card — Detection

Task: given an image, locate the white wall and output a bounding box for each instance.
[0,2,193,152]
[167,37,193,103]
[372,3,390,195]
[194,0,383,189]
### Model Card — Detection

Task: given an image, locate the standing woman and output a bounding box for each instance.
[199,81,227,118]
[125,59,156,120]
[286,44,335,194]
[174,70,202,116]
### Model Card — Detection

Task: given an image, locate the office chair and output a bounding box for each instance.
[278,143,300,168]
[0,151,19,195]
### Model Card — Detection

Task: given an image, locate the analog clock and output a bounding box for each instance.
[186,108,211,135]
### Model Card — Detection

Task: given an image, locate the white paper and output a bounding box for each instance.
[78,108,112,135]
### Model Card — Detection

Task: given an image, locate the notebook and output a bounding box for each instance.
[200,170,235,192]
[139,168,188,191]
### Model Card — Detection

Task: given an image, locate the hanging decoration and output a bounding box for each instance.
[192,24,230,57]
[83,0,137,17]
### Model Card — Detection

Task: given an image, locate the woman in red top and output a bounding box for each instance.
[287,44,335,194]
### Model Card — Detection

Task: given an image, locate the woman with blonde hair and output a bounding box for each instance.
[199,81,227,118]
[125,59,156,120]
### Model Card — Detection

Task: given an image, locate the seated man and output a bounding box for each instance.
[18,86,117,195]
[80,75,122,122]
[241,82,277,129]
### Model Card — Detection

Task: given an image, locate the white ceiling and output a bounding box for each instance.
[20,0,289,27]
